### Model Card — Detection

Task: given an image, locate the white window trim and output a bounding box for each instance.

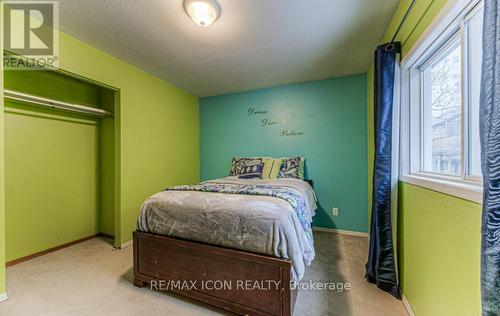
[401,174,483,203]
[399,0,483,204]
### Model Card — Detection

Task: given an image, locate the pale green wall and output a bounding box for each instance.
[0,3,5,295]
[62,35,198,246]
[398,183,481,316]
[99,89,117,237]
[368,0,483,315]
[4,107,100,261]
[0,19,199,292]
[53,32,199,245]
[3,70,105,262]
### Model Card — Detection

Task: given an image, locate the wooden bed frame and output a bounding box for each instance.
[133,231,297,316]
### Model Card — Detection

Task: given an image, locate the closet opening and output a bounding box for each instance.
[3,67,120,265]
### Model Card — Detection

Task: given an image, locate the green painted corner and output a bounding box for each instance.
[398,183,481,316]
[1,20,200,273]
[0,3,6,294]
[54,30,200,247]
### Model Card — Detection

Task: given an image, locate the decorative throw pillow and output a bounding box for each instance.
[230,157,263,176]
[238,162,264,179]
[270,158,283,179]
[259,157,273,179]
[232,157,283,179]
[261,158,282,179]
[278,157,303,179]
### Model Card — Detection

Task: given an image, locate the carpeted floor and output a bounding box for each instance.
[0,231,407,316]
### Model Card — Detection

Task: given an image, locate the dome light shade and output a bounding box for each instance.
[184,0,220,27]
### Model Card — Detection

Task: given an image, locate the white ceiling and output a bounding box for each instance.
[58,0,399,97]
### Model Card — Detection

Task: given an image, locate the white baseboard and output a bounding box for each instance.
[0,293,8,303]
[402,293,415,316]
[312,226,369,238]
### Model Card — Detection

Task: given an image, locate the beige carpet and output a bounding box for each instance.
[0,231,407,316]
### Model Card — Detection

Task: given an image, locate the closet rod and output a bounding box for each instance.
[3,89,113,117]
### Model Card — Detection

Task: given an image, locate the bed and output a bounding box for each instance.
[133,176,316,316]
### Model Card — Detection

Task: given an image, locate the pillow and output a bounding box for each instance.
[278,157,304,179]
[231,156,280,179]
[298,157,305,179]
[230,157,263,176]
[238,162,264,179]
[262,158,282,179]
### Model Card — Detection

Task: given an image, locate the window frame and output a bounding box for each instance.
[419,32,462,177]
[399,0,483,203]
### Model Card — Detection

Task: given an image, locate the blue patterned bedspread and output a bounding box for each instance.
[169,182,315,248]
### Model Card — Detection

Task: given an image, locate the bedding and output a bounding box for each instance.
[229,157,262,176]
[278,157,304,179]
[232,156,282,179]
[237,161,264,179]
[137,176,317,282]
[261,157,282,179]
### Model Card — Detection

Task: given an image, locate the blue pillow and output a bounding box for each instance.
[238,163,264,179]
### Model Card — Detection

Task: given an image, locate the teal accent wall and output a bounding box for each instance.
[200,74,368,232]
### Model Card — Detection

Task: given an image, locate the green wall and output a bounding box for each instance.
[52,31,199,245]
[4,104,100,262]
[0,19,199,293]
[200,75,368,232]
[3,70,107,262]
[99,89,117,237]
[0,3,5,295]
[368,0,483,314]
[398,183,481,316]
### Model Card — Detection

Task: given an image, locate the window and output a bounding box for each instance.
[400,0,483,203]
[465,6,483,177]
[421,36,462,176]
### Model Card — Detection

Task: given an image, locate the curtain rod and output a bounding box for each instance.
[3,89,113,118]
[385,0,417,52]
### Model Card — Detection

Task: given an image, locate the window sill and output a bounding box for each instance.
[400,174,483,204]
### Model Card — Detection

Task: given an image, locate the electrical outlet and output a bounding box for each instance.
[332,208,339,216]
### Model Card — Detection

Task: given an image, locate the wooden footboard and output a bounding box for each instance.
[133,231,296,316]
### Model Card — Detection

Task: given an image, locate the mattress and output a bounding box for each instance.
[137,176,317,282]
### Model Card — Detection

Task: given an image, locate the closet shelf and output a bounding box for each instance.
[3,89,113,118]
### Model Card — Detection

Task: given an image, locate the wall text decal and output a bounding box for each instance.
[247,107,304,137]
[248,107,268,115]
[261,118,287,127]
[280,129,304,137]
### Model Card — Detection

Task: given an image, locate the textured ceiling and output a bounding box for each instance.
[58,0,399,97]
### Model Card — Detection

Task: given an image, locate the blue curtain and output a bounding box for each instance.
[480,1,500,314]
[365,42,400,299]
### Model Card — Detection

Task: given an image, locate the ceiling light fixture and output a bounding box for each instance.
[184,0,220,27]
